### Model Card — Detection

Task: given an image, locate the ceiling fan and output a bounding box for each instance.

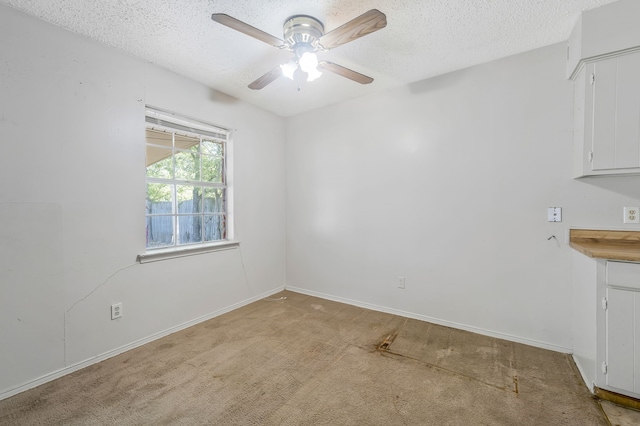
[211,9,387,90]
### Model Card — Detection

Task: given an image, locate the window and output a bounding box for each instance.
[144,107,231,251]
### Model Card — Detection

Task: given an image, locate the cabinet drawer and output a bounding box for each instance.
[607,261,640,290]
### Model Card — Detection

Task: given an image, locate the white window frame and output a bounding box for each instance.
[137,107,237,263]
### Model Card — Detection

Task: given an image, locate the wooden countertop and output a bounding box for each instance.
[570,229,640,262]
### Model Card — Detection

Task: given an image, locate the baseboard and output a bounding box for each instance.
[0,286,285,402]
[285,286,572,354]
[571,354,595,393]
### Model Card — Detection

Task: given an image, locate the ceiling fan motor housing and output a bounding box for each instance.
[283,15,324,52]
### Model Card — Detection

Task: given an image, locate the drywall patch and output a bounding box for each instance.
[63,262,138,365]
[0,202,65,394]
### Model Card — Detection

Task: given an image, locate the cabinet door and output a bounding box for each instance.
[606,287,640,393]
[591,52,640,171]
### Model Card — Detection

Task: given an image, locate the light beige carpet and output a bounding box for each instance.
[0,291,607,425]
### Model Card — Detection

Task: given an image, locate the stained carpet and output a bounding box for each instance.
[0,291,607,425]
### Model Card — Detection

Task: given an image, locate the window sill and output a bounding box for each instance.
[136,241,240,264]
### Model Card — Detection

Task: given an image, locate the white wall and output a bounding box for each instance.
[285,43,640,352]
[0,5,286,398]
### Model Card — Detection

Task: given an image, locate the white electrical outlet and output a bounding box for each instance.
[111,303,123,320]
[624,207,640,224]
[398,276,405,289]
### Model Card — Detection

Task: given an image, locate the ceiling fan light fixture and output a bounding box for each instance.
[280,60,297,80]
[298,51,319,73]
[306,67,322,82]
[299,51,322,82]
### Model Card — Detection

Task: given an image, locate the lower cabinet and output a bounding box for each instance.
[599,261,640,397]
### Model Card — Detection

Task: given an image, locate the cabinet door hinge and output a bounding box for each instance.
[590,73,595,85]
[589,151,594,163]
[602,297,608,310]
[601,362,608,374]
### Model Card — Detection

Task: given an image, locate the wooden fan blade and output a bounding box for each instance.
[318,61,373,84]
[248,66,283,90]
[212,13,286,48]
[317,9,386,50]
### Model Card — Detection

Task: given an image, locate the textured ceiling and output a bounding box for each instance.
[0,0,620,117]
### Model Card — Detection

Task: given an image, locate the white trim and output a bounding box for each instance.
[285,286,572,354]
[145,106,229,136]
[569,46,640,81]
[572,354,595,393]
[138,241,240,263]
[225,131,235,241]
[0,285,285,401]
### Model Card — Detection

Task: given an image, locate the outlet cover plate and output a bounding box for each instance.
[624,207,640,224]
[548,207,562,222]
[111,303,123,320]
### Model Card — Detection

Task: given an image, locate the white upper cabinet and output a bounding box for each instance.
[569,0,640,178]
[572,55,640,178]
[590,52,640,174]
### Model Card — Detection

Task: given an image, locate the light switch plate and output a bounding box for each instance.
[548,207,562,222]
[398,276,405,289]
